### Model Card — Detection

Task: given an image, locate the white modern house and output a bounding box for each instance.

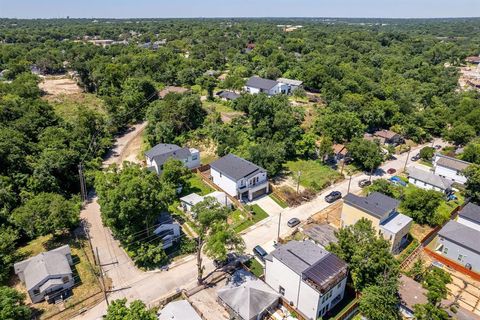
[244,76,288,95]
[180,191,233,213]
[264,240,348,320]
[342,192,413,253]
[276,78,303,93]
[407,167,453,192]
[433,154,470,185]
[153,223,181,249]
[14,245,74,303]
[145,143,200,174]
[210,154,269,201]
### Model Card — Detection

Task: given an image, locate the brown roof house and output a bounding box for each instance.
[465,56,480,64]
[373,129,403,146]
[14,245,74,303]
[158,86,189,99]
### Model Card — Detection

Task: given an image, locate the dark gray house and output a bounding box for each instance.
[14,245,74,303]
[145,143,200,174]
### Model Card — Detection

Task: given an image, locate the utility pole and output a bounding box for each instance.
[277,211,282,243]
[340,159,345,175]
[296,171,301,194]
[347,175,353,193]
[404,147,411,171]
[96,247,109,306]
[78,163,87,203]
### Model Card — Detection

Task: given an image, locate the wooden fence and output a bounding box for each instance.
[424,247,480,281]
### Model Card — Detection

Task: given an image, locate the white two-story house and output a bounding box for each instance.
[145,143,200,174]
[433,154,470,185]
[210,153,269,201]
[244,76,289,96]
[265,240,348,320]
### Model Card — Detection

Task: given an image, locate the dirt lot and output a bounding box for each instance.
[188,278,230,320]
[39,76,83,97]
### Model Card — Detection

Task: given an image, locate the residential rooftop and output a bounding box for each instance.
[158,300,202,320]
[435,154,471,172]
[245,76,278,90]
[210,153,265,181]
[438,220,480,255]
[373,129,400,140]
[407,167,453,190]
[343,192,400,220]
[277,77,303,86]
[380,212,413,234]
[458,202,480,224]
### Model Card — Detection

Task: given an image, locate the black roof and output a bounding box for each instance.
[210,154,266,181]
[458,202,480,224]
[217,90,240,100]
[302,253,348,293]
[245,76,278,90]
[343,192,400,220]
[145,143,192,167]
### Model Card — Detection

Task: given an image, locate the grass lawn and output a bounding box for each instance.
[203,100,235,113]
[244,259,264,278]
[419,159,433,167]
[233,204,269,233]
[14,233,103,319]
[286,159,343,192]
[50,93,106,121]
[269,194,288,208]
[181,174,214,196]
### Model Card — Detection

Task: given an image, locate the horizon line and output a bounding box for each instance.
[1,16,480,20]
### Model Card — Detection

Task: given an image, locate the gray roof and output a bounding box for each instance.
[210,154,266,181]
[435,154,470,172]
[158,300,202,320]
[14,245,72,291]
[217,90,240,100]
[438,220,480,255]
[407,167,453,190]
[458,202,480,224]
[217,270,279,320]
[245,76,278,90]
[265,240,329,274]
[303,224,338,247]
[343,192,400,220]
[146,144,192,167]
[277,78,303,86]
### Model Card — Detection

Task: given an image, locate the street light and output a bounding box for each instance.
[347,175,353,193]
[277,211,282,243]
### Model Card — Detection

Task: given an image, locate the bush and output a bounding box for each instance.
[419,146,435,161]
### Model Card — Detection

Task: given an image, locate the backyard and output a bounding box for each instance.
[285,159,343,192]
[13,233,104,320]
[181,174,214,196]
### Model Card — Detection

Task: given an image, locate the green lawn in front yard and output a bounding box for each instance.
[269,194,288,208]
[203,100,235,113]
[232,204,269,233]
[286,159,343,192]
[181,174,214,196]
[244,258,264,278]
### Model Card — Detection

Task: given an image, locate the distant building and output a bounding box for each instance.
[341,192,413,253]
[210,154,269,201]
[217,269,280,320]
[244,76,288,96]
[14,245,74,303]
[276,78,303,93]
[465,55,480,64]
[216,90,240,101]
[180,191,233,213]
[264,240,348,320]
[372,129,403,146]
[158,300,202,320]
[433,154,470,185]
[145,143,200,174]
[153,223,181,249]
[407,167,453,192]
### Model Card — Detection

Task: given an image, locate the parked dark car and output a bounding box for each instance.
[411,154,420,161]
[253,245,268,262]
[287,218,300,228]
[358,179,371,188]
[325,191,342,203]
[387,168,396,174]
[434,144,442,150]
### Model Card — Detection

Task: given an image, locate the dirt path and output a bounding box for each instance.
[103,122,147,167]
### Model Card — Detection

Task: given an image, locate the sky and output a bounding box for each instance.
[1,0,479,19]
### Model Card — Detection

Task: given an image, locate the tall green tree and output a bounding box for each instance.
[347,138,384,172]
[400,188,445,226]
[464,164,480,204]
[105,299,156,320]
[192,197,245,284]
[0,286,31,320]
[359,278,401,320]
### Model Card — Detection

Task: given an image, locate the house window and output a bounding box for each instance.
[337,282,342,289]
[389,235,392,241]
[458,254,465,262]
[33,289,40,295]
[279,286,285,295]
[62,276,69,284]
[443,247,448,254]
[192,155,198,161]
[220,172,222,178]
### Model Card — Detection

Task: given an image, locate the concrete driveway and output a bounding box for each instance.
[249,195,283,216]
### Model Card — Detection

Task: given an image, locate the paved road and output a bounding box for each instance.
[76,129,446,319]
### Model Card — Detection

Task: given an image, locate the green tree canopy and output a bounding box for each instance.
[0,286,31,320]
[105,299,156,320]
